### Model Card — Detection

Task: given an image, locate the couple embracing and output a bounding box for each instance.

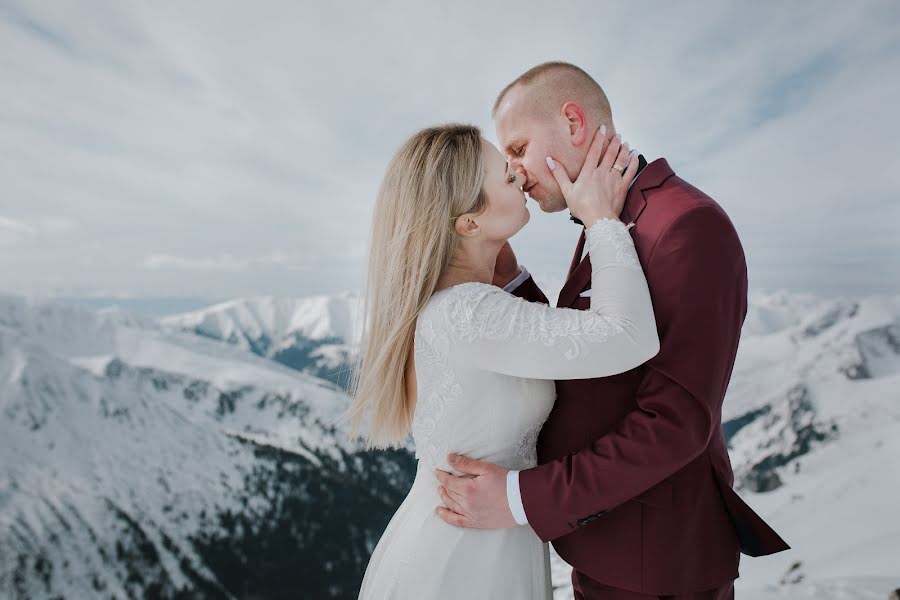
[344,61,789,600]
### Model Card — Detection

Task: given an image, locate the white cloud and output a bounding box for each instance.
[141,250,310,272]
[0,215,36,235]
[0,0,897,299]
[0,214,77,243]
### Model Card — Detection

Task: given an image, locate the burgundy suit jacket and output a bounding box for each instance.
[512,158,789,595]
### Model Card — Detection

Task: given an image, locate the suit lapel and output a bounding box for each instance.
[557,156,673,309]
[566,230,586,279]
[557,253,592,308]
[557,230,589,308]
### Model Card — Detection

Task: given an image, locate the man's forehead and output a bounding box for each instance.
[495,102,527,145]
[495,87,525,125]
[495,87,539,144]
[495,96,517,121]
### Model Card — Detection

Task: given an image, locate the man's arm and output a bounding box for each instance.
[505,266,549,304]
[518,204,748,542]
[493,241,550,304]
[501,265,531,293]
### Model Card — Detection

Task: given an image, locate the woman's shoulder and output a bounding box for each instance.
[430,281,506,310]
[432,280,500,299]
[420,281,529,345]
[419,281,508,331]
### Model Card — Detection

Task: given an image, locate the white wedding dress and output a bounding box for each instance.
[358,218,658,599]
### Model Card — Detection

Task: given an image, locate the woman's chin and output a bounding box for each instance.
[507,214,529,239]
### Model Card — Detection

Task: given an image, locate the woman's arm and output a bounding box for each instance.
[439,216,658,380]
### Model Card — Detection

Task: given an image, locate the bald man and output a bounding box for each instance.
[435,62,789,599]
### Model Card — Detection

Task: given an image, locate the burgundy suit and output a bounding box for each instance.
[512,158,789,597]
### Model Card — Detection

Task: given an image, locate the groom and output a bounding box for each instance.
[434,62,789,599]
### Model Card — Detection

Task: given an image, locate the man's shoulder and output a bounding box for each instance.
[646,172,720,216]
[634,164,743,266]
[640,165,734,235]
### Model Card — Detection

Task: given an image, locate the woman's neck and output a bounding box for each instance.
[436,239,502,291]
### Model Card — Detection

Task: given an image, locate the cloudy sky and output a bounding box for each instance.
[1,0,898,306]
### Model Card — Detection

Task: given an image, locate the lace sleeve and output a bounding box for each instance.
[438,218,659,380]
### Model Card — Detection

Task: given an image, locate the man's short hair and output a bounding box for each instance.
[492,61,612,125]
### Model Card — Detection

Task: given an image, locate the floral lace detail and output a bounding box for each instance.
[411,305,463,467]
[515,417,546,467]
[440,283,625,362]
[585,217,641,271]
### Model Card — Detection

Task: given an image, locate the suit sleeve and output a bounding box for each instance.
[518,204,749,542]
[508,271,550,305]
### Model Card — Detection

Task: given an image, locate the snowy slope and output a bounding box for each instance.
[160,293,362,388]
[0,293,413,599]
[727,292,900,598]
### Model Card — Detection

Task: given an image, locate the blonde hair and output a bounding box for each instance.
[339,124,488,449]
[491,61,612,127]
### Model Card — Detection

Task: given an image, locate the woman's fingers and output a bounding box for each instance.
[550,131,637,224]
[599,134,622,172]
[546,156,573,198]
[621,150,640,186]
[581,126,609,179]
[613,141,631,173]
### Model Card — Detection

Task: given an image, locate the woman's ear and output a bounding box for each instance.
[453,213,481,238]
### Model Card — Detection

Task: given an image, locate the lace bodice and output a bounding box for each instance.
[410,218,659,472]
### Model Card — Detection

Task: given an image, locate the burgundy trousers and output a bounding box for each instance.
[572,570,735,600]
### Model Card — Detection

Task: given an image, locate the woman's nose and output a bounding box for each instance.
[515,167,528,187]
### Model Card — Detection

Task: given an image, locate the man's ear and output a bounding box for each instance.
[453,213,481,238]
[561,101,589,147]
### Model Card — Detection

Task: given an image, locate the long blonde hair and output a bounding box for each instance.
[340,124,488,449]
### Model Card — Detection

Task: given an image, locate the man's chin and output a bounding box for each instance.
[530,194,567,214]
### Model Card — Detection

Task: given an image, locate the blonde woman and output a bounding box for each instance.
[345,123,657,599]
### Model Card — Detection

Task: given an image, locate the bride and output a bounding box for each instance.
[344,123,658,599]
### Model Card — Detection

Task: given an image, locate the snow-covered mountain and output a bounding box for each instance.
[160,294,362,390]
[0,293,413,599]
[4,289,899,599]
